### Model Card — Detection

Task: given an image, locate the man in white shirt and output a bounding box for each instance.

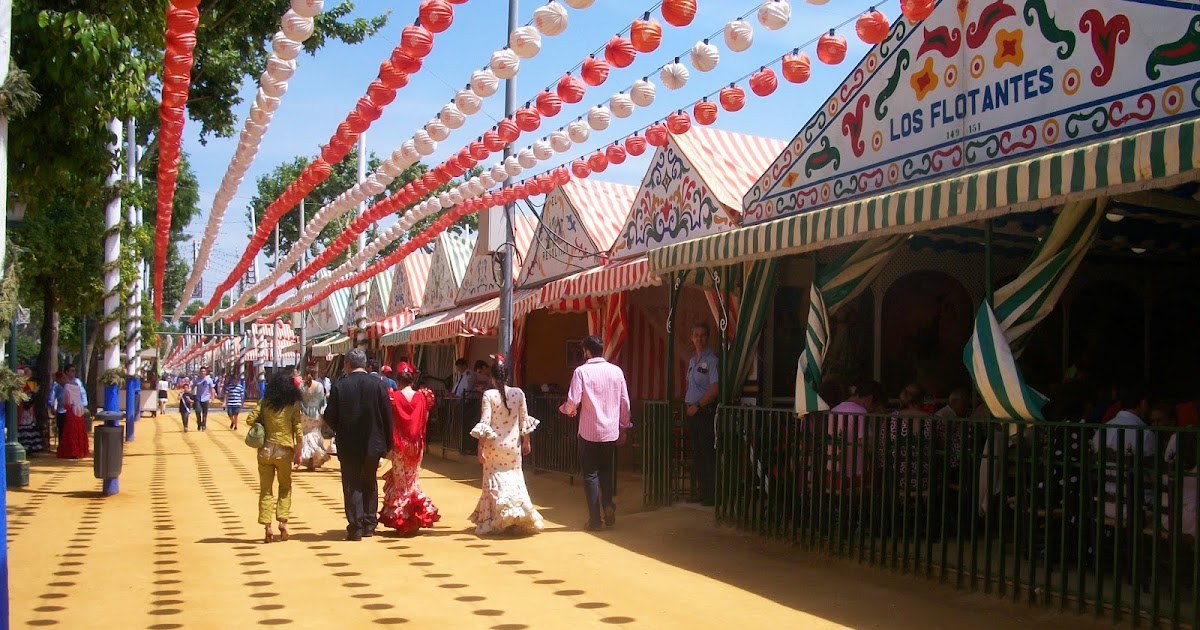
[1090,386,1154,456]
[449,358,474,397]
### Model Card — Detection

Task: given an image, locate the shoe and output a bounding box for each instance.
[263,527,274,544]
[583,521,603,532]
[183,427,188,432]
[345,532,362,541]
[278,522,289,541]
[602,504,616,527]
[363,529,375,538]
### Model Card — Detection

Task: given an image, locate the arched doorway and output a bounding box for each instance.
[881,270,974,398]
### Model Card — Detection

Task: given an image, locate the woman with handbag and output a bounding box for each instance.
[245,371,304,543]
[297,368,330,471]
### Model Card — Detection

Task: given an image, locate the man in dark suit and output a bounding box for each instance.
[323,348,392,540]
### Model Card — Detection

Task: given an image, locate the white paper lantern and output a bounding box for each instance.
[531,139,554,161]
[440,103,465,129]
[398,216,412,230]
[689,40,720,72]
[271,32,302,60]
[455,89,483,115]
[533,1,569,36]
[348,188,368,204]
[281,10,315,43]
[517,148,538,169]
[549,130,572,153]
[563,0,594,7]
[567,119,590,143]
[586,105,611,131]
[608,92,635,119]
[470,69,500,98]
[479,171,497,189]
[490,163,508,182]
[255,90,281,112]
[448,188,464,205]
[364,178,386,195]
[374,172,395,187]
[260,74,288,98]
[630,78,656,107]
[467,177,485,195]
[504,156,523,177]
[401,139,421,162]
[489,48,520,80]
[390,147,410,166]
[759,0,792,29]
[426,119,450,142]
[660,62,689,90]
[249,107,273,126]
[724,18,754,52]
[509,25,542,59]
[438,192,453,207]
[265,56,297,81]
[290,0,324,18]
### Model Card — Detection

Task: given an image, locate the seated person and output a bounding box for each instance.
[1089,386,1155,457]
[824,380,883,486]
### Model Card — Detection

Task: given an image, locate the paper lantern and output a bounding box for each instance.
[167,5,199,32]
[537,174,556,194]
[667,110,692,134]
[163,89,189,108]
[382,158,407,177]
[390,48,423,73]
[817,30,848,65]
[449,188,464,204]
[290,0,324,18]
[490,163,508,183]
[604,35,637,68]
[856,8,890,44]
[581,55,609,86]
[782,50,811,83]
[605,143,627,165]
[563,0,594,7]
[426,119,449,141]
[549,130,572,153]
[750,67,778,96]
[496,118,519,143]
[367,80,396,106]
[470,139,489,161]
[515,107,541,133]
[445,157,465,177]
[441,102,465,128]
[556,73,586,104]
[630,15,662,53]
[166,52,195,75]
[586,105,611,131]
[567,119,590,144]
[483,129,505,152]
[167,30,197,53]
[694,99,718,125]
[758,0,791,30]
[609,92,635,118]
[660,61,689,90]
[321,144,344,164]
[401,23,434,58]
[571,159,592,179]
[901,0,935,22]
[630,78,656,107]
[661,0,697,27]
[489,48,520,80]
[587,151,609,173]
[458,147,478,168]
[517,148,537,168]
[625,134,647,156]
[379,61,409,89]
[266,56,297,81]
[724,19,754,52]
[356,96,383,121]
[419,0,454,33]
[645,123,669,147]
[456,88,483,115]
[533,1,569,36]
[423,170,441,189]
[414,130,437,155]
[471,68,500,97]
[535,89,562,117]
[504,156,523,177]
[281,10,315,42]
[719,84,746,111]
[552,167,571,186]
[346,111,369,134]
[510,25,542,58]
[689,40,719,72]
[532,139,553,160]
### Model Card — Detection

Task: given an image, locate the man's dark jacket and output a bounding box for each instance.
[323,370,391,461]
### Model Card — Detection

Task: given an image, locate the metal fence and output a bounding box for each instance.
[642,400,697,507]
[713,405,1200,628]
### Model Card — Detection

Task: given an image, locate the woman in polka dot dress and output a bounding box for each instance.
[469,357,544,535]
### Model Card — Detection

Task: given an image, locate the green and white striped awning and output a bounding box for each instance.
[648,117,1200,275]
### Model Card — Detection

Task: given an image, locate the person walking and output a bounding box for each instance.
[559,336,632,531]
[470,356,543,535]
[379,362,440,534]
[193,366,214,431]
[297,368,330,471]
[56,369,89,459]
[684,322,719,506]
[179,390,196,432]
[323,348,392,541]
[247,372,304,544]
[224,374,246,430]
[156,373,170,416]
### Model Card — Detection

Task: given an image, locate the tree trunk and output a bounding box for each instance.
[34,275,57,427]
[81,316,97,401]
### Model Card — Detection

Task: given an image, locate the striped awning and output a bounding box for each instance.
[562,177,637,252]
[385,302,480,346]
[462,288,543,332]
[564,256,660,300]
[312,334,353,358]
[366,310,417,339]
[648,117,1200,275]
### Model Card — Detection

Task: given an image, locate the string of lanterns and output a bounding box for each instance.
[171,0,326,322]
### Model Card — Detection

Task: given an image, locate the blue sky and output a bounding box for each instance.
[181,0,897,305]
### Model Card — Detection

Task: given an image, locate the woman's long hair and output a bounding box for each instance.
[490,357,511,413]
[263,371,302,413]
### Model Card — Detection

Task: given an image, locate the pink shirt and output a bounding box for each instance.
[560,357,631,442]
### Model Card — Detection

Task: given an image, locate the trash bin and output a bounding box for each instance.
[93,411,124,493]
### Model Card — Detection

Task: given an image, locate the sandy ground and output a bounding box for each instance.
[7,409,1118,629]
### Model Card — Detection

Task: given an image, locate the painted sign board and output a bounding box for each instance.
[518,188,605,287]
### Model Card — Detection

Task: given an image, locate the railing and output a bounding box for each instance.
[525,394,579,479]
[643,400,689,507]
[716,406,1200,628]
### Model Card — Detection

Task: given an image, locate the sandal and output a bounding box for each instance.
[278,521,289,541]
[263,526,274,544]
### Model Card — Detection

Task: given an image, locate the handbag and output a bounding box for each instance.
[245,421,266,449]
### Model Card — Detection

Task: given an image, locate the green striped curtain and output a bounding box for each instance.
[721,259,777,403]
[795,235,905,415]
[964,198,1104,421]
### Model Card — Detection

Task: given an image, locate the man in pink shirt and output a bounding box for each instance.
[559,336,632,531]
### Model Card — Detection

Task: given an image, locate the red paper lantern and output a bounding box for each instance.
[537,174,555,194]
[693,99,718,125]
[310,158,332,179]
[661,0,697,27]
[378,61,409,89]
[502,188,517,204]
[423,172,441,191]
[557,73,586,104]
[166,5,199,32]
[483,129,506,152]
[162,90,188,108]
[458,147,478,168]
[367,80,397,107]
[630,15,662,53]
[605,143,628,165]
[856,9,890,45]
[166,30,197,54]
[571,159,592,179]
[418,0,455,33]
[446,157,465,177]
[749,67,778,96]
[170,0,202,9]
[390,49,423,74]
[666,110,692,135]
[469,140,490,161]
[782,51,812,83]
[817,30,848,65]
[587,151,609,173]
[535,89,562,117]
[625,134,647,156]
[645,123,669,147]
[346,111,369,134]
[581,55,610,87]
[356,96,383,122]
[336,120,356,143]
[515,107,541,133]
[552,167,570,186]
[900,0,936,22]
[400,23,434,58]
[497,118,521,143]
[604,35,637,68]
[719,84,746,112]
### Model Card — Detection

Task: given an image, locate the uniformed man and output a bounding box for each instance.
[684,322,719,506]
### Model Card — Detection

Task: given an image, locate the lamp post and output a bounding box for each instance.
[5,200,27,488]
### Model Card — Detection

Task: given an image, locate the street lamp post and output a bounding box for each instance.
[5,201,27,488]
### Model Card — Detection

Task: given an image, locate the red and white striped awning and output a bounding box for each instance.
[463,288,543,332]
[564,256,660,300]
[398,302,483,345]
[671,126,786,215]
[561,177,637,252]
[366,309,417,339]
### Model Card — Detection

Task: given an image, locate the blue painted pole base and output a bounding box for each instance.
[103,384,120,413]
[124,377,140,441]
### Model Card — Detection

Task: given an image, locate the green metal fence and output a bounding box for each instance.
[716,405,1200,628]
[643,400,682,507]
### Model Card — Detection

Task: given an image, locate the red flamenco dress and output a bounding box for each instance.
[57,382,89,459]
[378,387,440,534]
